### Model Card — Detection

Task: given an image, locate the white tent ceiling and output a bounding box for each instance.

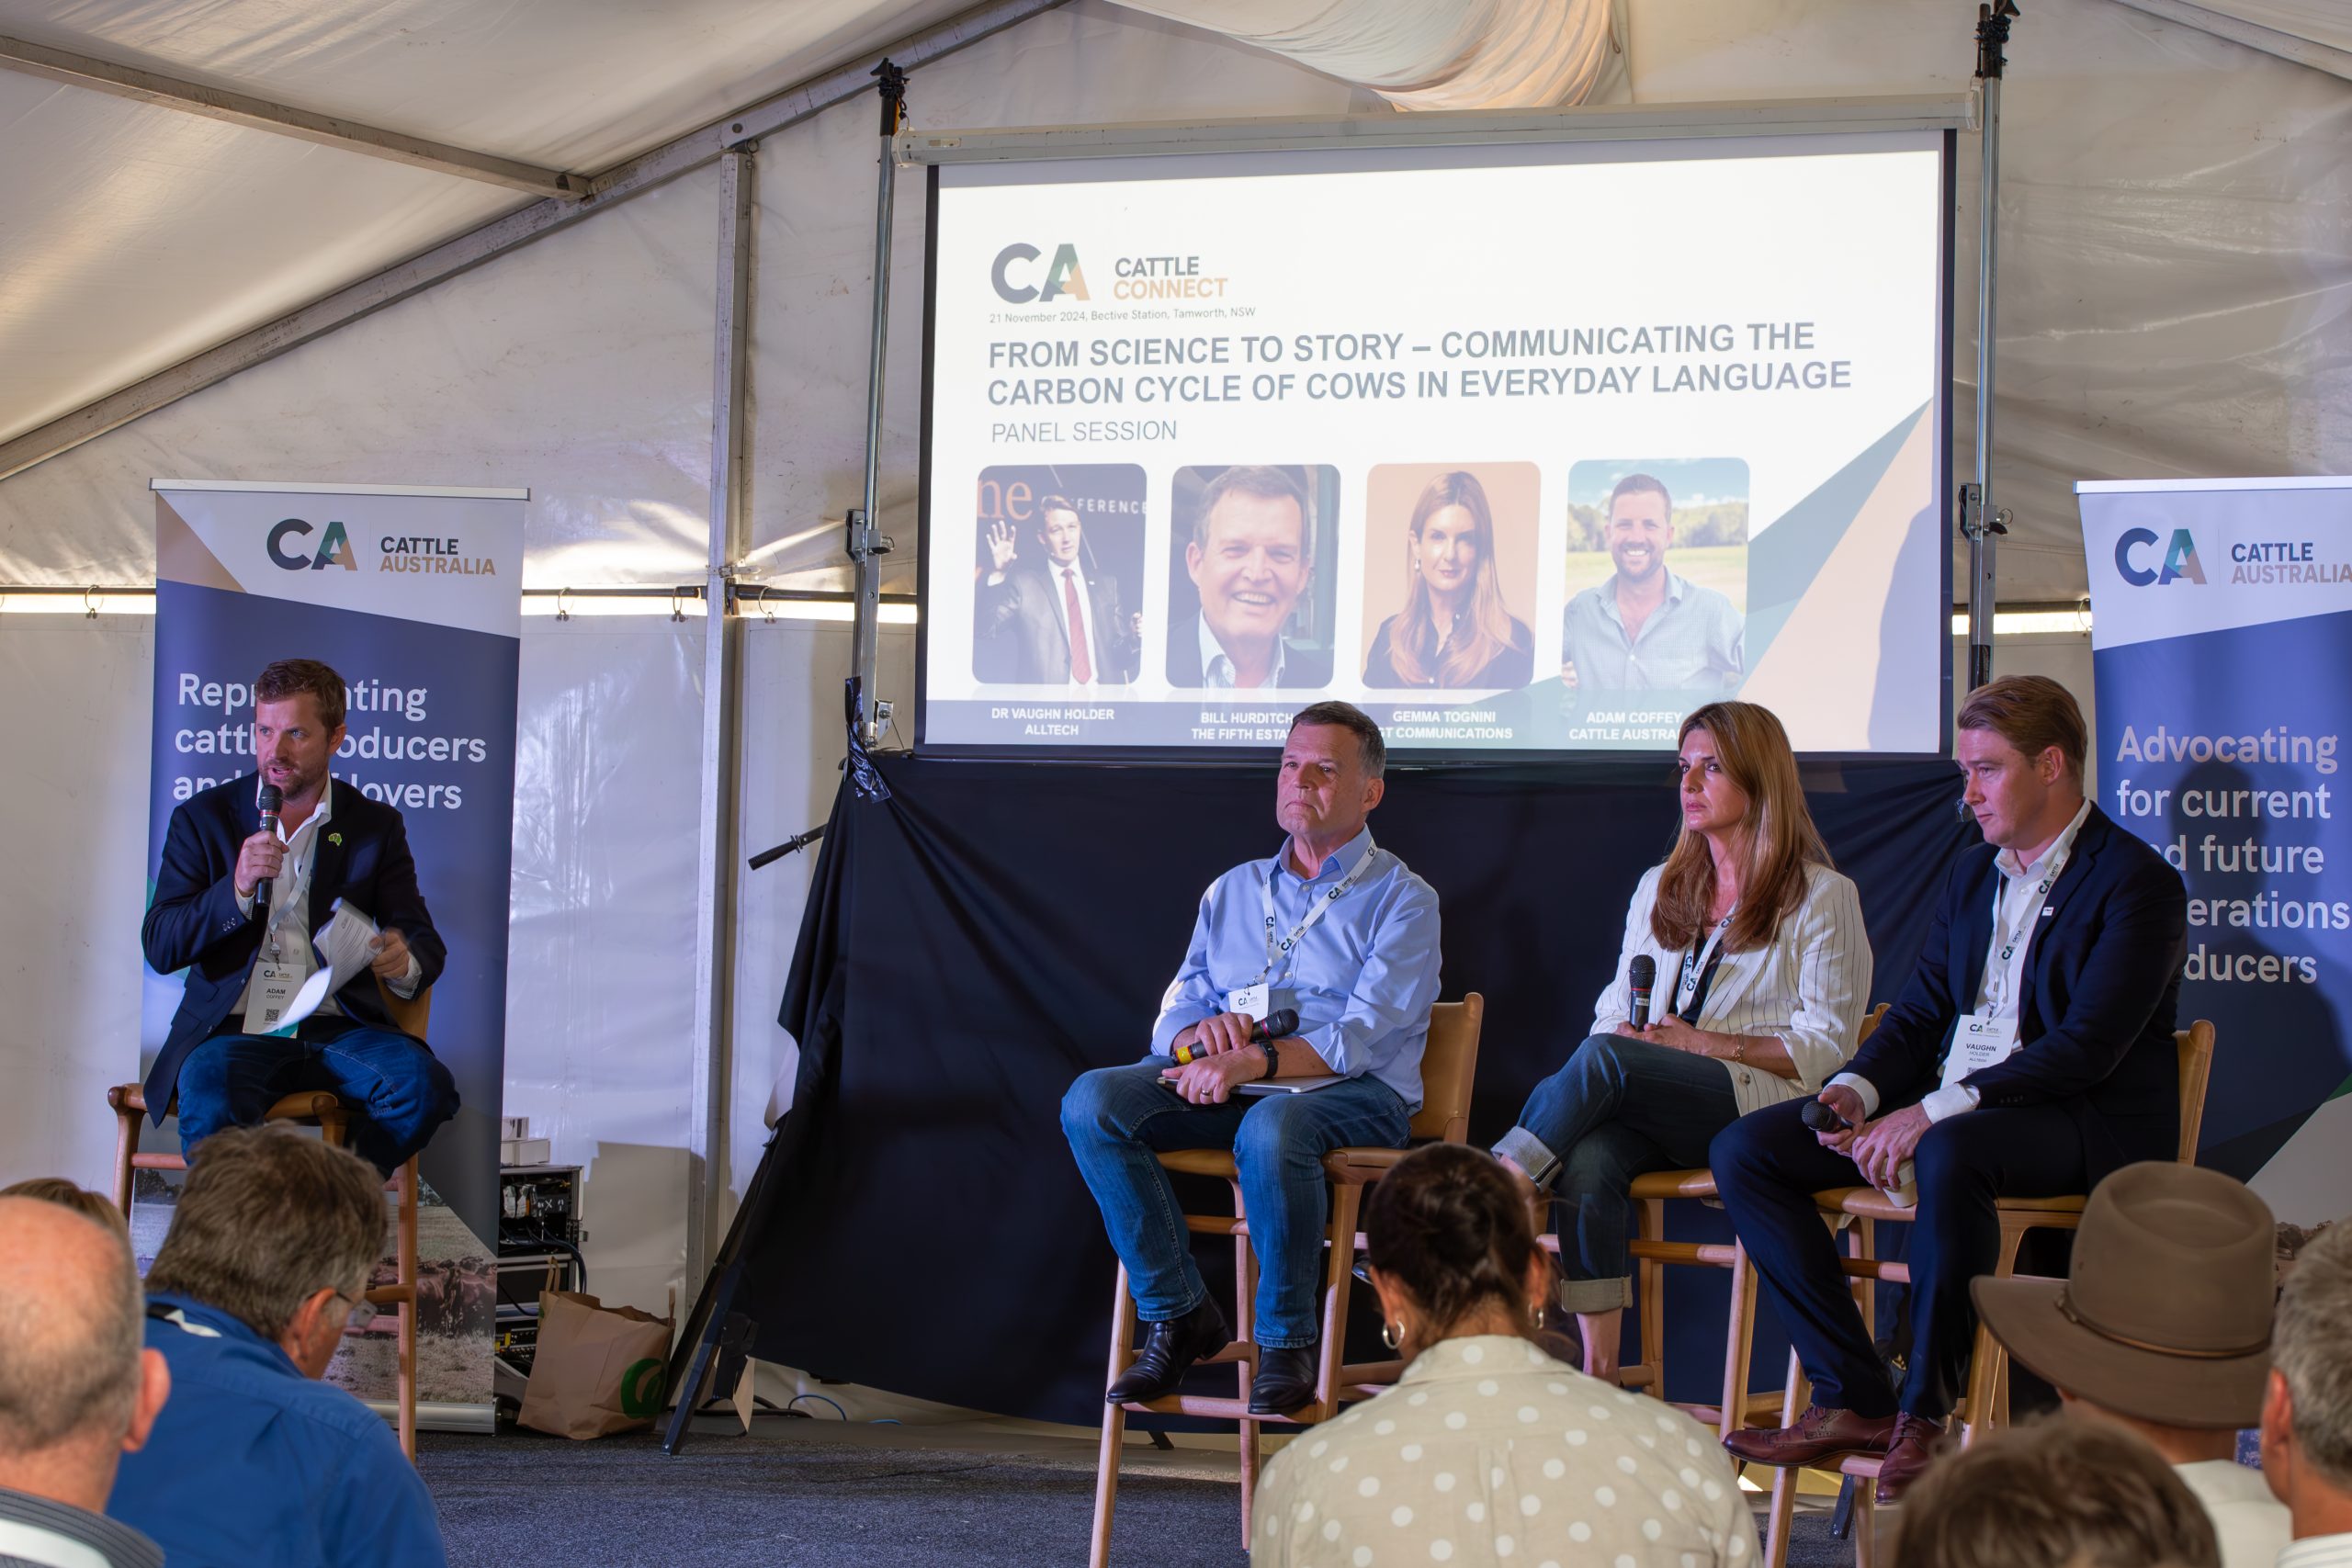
[0,0,2346,602]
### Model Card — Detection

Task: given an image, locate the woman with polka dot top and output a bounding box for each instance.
[1253,1144,1756,1567]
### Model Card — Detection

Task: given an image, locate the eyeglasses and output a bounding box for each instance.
[334,1291,379,1331]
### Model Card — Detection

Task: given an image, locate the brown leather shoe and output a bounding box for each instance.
[1722,1404,1898,1469]
[1873,1414,1947,1504]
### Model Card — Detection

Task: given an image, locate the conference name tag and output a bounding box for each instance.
[251,960,308,1039]
[1939,1011,2020,1089]
[1227,984,1271,1022]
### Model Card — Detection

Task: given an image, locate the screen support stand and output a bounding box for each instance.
[851,60,908,749]
[1962,0,2019,694]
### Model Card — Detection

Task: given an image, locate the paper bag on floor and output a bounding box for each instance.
[517,1291,673,1438]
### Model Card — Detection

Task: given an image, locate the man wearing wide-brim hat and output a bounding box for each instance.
[1973,1160,2288,1568]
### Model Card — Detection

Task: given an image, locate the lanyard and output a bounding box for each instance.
[1253,840,1378,987]
[1673,910,1736,1024]
[1982,834,2075,1018]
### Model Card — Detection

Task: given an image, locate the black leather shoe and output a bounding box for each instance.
[1249,1345,1318,1416]
[1106,1298,1231,1404]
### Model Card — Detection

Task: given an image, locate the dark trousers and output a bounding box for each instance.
[1710,1096,2086,1419]
[175,1017,460,1176]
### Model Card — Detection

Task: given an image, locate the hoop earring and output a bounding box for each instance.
[1381,1320,1404,1351]
[1530,1303,1547,1330]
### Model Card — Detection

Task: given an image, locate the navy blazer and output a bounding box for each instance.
[1845,803,2187,1183]
[141,773,447,1122]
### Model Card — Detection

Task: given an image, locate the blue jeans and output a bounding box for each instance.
[1493,1032,1739,1313]
[175,1020,460,1176]
[1060,1061,1410,1348]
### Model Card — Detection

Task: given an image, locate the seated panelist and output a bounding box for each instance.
[1060,702,1442,1417]
[1712,675,2188,1506]
[1492,700,1871,1382]
[141,658,458,1176]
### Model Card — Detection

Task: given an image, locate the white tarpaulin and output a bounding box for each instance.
[0,0,2344,1317]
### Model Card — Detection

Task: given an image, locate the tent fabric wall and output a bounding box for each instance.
[1630,0,2352,604]
[0,0,2323,1338]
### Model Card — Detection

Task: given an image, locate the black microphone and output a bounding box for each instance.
[1172,1008,1301,1066]
[253,783,284,915]
[1250,1008,1300,1043]
[1628,954,1657,1029]
[1800,1099,1851,1134]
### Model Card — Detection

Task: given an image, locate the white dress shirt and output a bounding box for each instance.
[2175,1459,2290,1568]
[1832,796,2093,1123]
[2279,1533,2352,1567]
[1197,612,1286,690]
[1588,862,1874,1115]
[232,780,418,1029]
[1253,1335,1756,1567]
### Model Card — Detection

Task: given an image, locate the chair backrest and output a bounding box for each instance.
[1857,1002,1889,1048]
[2176,1020,2216,1163]
[378,978,432,1042]
[1410,994,1486,1144]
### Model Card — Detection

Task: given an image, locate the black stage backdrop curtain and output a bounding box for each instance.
[743,751,1973,1425]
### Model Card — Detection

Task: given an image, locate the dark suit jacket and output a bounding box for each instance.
[1363,614,1536,690]
[1846,804,2187,1183]
[141,773,447,1122]
[1164,616,1336,690]
[978,562,1139,683]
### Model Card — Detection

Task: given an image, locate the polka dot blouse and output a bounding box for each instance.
[1252,1336,1756,1567]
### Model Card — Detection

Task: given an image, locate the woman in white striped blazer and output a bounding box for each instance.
[1494,700,1872,1383]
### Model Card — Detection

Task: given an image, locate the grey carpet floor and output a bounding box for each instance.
[421,1424,1856,1568]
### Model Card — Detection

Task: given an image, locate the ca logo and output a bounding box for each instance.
[266,517,358,572]
[2113,526,2205,587]
[990,243,1090,304]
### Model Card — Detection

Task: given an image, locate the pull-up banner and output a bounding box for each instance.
[2078,477,2352,1221]
[144,479,526,1415]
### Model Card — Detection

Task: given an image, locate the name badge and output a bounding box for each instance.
[1227,983,1271,1022]
[251,960,308,1039]
[1939,1011,2021,1091]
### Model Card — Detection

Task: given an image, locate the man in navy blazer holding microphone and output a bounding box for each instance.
[1711,675,2187,1504]
[142,658,458,1176]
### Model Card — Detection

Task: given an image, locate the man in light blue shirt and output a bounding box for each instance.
[1560,472,1744,692]
[1061,702,1441,1417]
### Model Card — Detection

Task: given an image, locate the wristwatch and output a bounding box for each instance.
[1259,1042,1281,1080]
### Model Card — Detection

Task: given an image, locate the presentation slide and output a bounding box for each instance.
[917,132,1951,757]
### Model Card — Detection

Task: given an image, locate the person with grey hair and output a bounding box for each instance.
[1063,702,1440,1416]
[107,1126,447,1568]
[0,1195,172,1568]
[1166,465,1336,689]
[2263,1217,2352,1562]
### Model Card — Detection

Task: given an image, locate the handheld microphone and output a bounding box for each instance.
[1800,1099,1851,1134]
[1171,1008,1301,1066]
[253,783,284,914]
[1627,954,1657,1029]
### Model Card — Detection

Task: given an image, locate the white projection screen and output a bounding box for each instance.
[916,128,1955,759]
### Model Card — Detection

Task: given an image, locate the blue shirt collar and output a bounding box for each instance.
[1596,568,1689,626]
[1269,825,1375,886]
[147,1291,301,1374]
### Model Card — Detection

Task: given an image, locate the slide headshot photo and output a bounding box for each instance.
[971,464,1147,687]
[1359,463,1538,692]
[1560,457,1749,694]
[1165,463,1340,691]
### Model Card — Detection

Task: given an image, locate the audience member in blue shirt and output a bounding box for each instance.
[1062,702,1442,1419]
[109,1125,447,1568]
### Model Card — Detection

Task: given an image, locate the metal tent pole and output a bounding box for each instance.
[1962,0,2018,694]
[686,146,755,1294]
[848,61,908,747]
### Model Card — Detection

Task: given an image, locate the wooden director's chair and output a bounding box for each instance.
[107,980,430,1461]
[1747,1019,2220,1568]
[1088,994,1487,1568]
